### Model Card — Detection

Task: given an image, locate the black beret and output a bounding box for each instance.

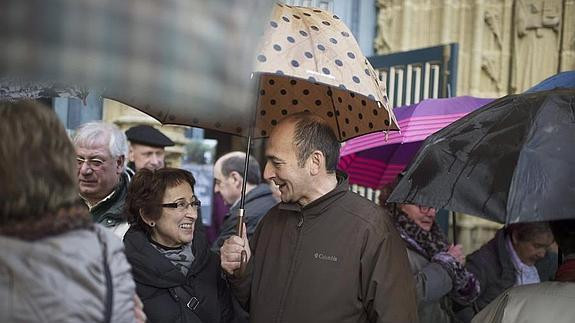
[125,125,175,148]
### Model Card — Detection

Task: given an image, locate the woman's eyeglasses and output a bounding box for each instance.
[161,199,201,212]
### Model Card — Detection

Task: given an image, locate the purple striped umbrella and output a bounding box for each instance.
[338,96,494,189]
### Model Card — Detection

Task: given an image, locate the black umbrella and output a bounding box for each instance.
[388,89,575,224]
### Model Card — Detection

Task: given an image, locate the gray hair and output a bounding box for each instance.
[73,121,128,166]
[220,152,262,185]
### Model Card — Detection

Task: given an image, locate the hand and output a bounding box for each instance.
[220,223,251,275]
[134,294,147,323]
[447,244,465,264]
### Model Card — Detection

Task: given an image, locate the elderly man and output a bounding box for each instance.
[221,112,418,323]
[73,121,130,237]
[212,151,277,252]
[125,124,174,173]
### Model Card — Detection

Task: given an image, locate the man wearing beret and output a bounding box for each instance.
[125,125,175,174]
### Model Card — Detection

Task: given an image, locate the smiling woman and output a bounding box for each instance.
[123,168,234,323]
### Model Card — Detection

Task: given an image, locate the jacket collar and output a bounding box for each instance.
[229,184,273,212]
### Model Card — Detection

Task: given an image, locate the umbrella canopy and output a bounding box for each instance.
[338,96,493,188]
[526,71,575,93]
[388,89,575,224]
[0,0,274,134]
[249,3,397,140]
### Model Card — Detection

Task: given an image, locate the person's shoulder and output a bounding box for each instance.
[338,191,394,233]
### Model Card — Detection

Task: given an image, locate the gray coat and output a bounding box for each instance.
[407,246,454,323]
[0,225,136,322]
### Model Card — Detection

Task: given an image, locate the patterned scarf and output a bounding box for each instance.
[150,241,195,276]
[394,212,480,305]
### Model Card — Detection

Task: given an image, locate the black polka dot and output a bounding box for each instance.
[299,30,308,37]
[287,36,295,43]
[276,70,284,75]
[361,100,366,106]
[303,89,310,95]
[327,90,333,96]
[291,60,300,67]
[329,38,338,44]
[339,84,347,90]
[347,105,353,111]
[317,44,325,51]
[308,77,317,83]
[347,52,356,59]
[304,109,310,113]
[358,113,363,120]
[368,122,374,129]
[372,109,378,115]
[303,12,311,16]
[270,21,278,28]
[270,99,276,105]
[260,110,266,116]
[257,55,267,62]
[354,126,359,133]
[335,110,340,116]
[322,67,330,75]
[342,131,347,137]
[384,119,390,126]
[335,59,343,66]
[271,119,278,126]
[315,100,322,106]
[364,69,370,76]
[341,31,349,37]
[350,92,355,98]
[322,21,331,26]
[327,111,334,117]
[280,89,287,95]
[236,127,242,133]
[290,79,297,85]
[273,44,282,51]
[313,9,322,12]
[337,97,343,103]
[268,79,275,85]
[261,130,267,136]
[352,76,360,83]
[305,51,313,58]
[281,109,288,115]
[368,94,375,100]
[282,16,290,22]
[292,99,298,105]
[260,89,265,95]
[311,25,319,31]
[293,14,301,19]
[345,118,350,124]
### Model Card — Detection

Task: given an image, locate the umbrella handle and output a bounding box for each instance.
[235,209,247,275]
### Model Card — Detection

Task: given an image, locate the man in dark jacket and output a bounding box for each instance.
[212,151,277,252]
[221,112,418,323]
[73,121,131,238]
[457,222,557,322]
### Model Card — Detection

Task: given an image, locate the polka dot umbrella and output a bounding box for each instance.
[251,3,399,140]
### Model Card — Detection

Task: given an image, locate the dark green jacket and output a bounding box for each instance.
[89,172,130,233]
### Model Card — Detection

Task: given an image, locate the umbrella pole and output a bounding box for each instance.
[235,134,253,275]
[451,211,457,244]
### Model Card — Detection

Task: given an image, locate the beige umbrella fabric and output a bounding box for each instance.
[251,3,399,140]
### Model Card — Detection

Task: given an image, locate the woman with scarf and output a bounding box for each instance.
[123,168,234,323]
[379,177,480,323]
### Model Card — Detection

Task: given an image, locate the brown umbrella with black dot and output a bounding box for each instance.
[231,3,400,273]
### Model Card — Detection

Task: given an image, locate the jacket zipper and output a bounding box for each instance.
[276,212,304,322]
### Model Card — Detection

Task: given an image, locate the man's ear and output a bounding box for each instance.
[230,171,244,188]
[308,150,324,176]
[128,144,135,162]
[116,155,125,174]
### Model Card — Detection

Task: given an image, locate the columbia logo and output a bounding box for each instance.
[314,252,338,262]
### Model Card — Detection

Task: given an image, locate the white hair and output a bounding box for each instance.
[72,121,128,166]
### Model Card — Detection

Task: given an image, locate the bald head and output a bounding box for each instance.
[213,151,262,205]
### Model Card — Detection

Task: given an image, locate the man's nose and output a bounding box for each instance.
[263,162,274,180]
[79,163,93,175]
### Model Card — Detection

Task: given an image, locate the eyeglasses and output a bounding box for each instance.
[418,205,434,213]
[161,199,202,212]
[76,156,106,170]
